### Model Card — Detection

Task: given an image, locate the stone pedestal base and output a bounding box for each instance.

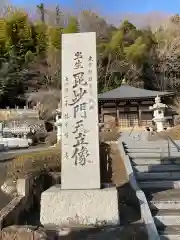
[156,121,164,132]
[40,185,120,226]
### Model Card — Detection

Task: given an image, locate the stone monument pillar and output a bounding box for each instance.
[40,32,119,227]
[149,95,167,132]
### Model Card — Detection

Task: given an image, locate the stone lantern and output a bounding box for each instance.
[149,95,167,132]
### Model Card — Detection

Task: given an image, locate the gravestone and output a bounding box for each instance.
[61,32,100,189]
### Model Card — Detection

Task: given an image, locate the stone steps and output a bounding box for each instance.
[146,189,180,210]
[152,209,180,240]
[159,226,180,240]
[139,180,180,189]
[153,209,180,226]
[132,158,171,165]
[129,153,180,158]
[124,139,180,240]
[132,158,180,165]
[123,144,168,148]
[149,200,180,210]
[151,209,180,216]
[124,144,168,148]
[136,172,180,180]
[128,152,162,158]
[146,189,180,240]
[126,148,178,153]
[134,165,180,172]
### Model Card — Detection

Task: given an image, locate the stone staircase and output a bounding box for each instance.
[123,139,180,240]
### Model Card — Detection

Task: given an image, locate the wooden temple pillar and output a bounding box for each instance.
[137,104,142,127]
[115,102,120,126]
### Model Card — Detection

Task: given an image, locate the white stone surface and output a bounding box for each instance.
[156,120,164,132]
[61,32,100,189]
[40,185,119,226]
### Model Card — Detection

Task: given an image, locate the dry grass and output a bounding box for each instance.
[110,142,128,186]
[167,124,180,140]
[148,124,180,140]
[99,128,121,142]
[6,147,61,180]
[5,130,127,185]
[99,127,128,185]
[4,129,126,183]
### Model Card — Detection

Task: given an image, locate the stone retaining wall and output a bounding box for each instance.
[0,197,25,229]
[0,176,34,230]
[0,172,61,230]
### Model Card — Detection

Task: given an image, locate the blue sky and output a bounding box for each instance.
[10,0,180,14]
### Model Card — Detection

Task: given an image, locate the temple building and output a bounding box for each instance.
[98,80,175,128]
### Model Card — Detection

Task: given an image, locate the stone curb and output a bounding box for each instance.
[118,139,160,240]
[0,196,24,230]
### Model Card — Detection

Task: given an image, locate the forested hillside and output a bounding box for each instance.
[0,4,180,107]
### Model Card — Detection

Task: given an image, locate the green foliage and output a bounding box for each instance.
[0,5,180,106]
[124,37,147,64]
[63,16,79,34]
[47,26,62,49]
